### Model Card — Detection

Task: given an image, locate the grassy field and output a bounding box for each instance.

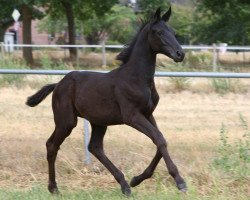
[0,79,249,199]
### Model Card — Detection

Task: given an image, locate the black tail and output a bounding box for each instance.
[26,83,57,107]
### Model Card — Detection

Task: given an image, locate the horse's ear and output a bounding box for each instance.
[153,7,161,21]
[162,6,171,22]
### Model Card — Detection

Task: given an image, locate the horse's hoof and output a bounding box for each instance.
[177,182,187,193]
[122,187,132,197]
[48,184,59,195]
[130,176,139,187]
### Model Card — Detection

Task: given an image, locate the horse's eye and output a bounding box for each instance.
[157,30,164,36]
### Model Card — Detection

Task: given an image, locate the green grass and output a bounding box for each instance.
[0,179,248,200]
[212,115,250,180]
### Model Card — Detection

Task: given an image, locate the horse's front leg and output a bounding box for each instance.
[130,115,162,187]
[130,149,161,187]
[127,113,187,192]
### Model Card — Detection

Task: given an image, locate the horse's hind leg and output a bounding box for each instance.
[46,105,77,194]
[88,124,131,196]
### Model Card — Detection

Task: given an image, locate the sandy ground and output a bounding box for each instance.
[0,82,250,192]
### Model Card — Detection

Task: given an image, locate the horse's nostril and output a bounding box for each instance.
[176,50,182,58]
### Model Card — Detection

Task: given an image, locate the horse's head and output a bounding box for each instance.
[148,7,185,62]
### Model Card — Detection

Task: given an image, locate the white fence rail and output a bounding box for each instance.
[1,69,250,78]
[1,43,250,71]
[1,43,250,50]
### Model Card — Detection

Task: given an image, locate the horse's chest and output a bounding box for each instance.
[133,86,159,116]
[143,88,159,115]
[117,80,159,118]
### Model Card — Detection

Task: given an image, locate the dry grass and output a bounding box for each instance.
[0,81,250,197]
[8,50,250,70]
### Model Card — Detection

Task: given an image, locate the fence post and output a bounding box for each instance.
[83,119,91,164]
[212,43,217,71]
[0,42,4,58]
[102,40,107,68]
[76,47,79,68]
[243,50,246,67]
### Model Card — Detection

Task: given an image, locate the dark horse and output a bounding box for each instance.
[26,7,186,196]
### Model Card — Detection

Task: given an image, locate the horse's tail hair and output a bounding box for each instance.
[26,83,57,107]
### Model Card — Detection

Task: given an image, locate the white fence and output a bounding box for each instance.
[1,43,250,71]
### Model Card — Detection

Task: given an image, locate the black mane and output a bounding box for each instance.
[116,19,149,65]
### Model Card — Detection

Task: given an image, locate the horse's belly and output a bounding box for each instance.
[75,91,123,125]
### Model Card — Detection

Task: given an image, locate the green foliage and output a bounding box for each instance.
[0,1,16,41]
[0,182,249,200]
[104,5,137,44]
[213,116,250,178]
[137,1,194,45]
[168,77,190,92]
[137,0,170,18]
[160,64,191,92]
[183,51,212,69]
[211,78,246,95]
[83,5,137,44]
[0,57,27,87]
[37,14,67,37]
[169,4,194,44]
[47,0,118,23]
[192,0,250,45]
[40,52,66,70]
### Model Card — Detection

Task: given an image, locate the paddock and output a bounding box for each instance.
[0,76,249,199]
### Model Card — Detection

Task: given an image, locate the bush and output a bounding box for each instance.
[0,57,27,87]
[40,53,53,69]
[213,114,250,178]
[168,77,190,92]
[40,53,66,70]
[183,51,212,70]
[211,78,246,95]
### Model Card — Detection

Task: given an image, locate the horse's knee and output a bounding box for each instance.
[154,136,167,149]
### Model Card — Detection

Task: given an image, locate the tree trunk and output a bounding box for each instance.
[62,2,77,59]
[0,29,5,43]
[22,4,34,67]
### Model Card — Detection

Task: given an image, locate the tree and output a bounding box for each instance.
[0,1,15,42]
[137,0,194,45]
[0,1,44,66]
[83,5,137,44]
[47,0,118,58]
[168,4,194,44]
[192,0,250,45]
[20,1,44,66]
[48,0,77,58]
[105,5,137,44]
[137,0,170,19]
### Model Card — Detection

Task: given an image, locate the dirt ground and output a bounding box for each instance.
[0,81,250,193]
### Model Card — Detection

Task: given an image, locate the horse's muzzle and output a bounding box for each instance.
[174,50,185,62]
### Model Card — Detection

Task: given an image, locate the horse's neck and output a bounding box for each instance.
[125,29,156,82]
